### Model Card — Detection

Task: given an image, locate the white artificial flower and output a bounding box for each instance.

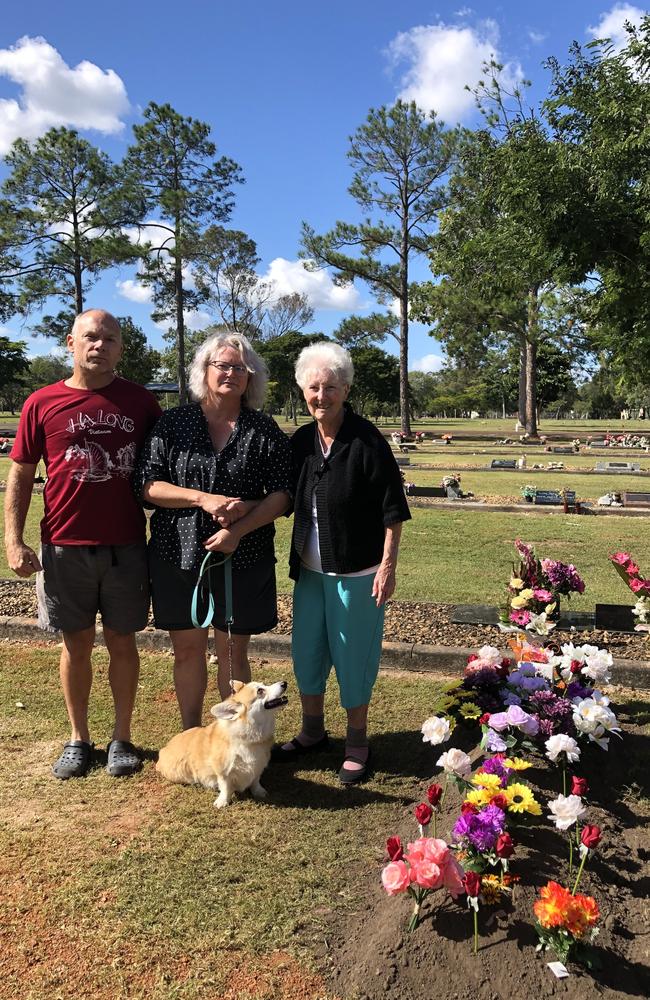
[548,794,587,830]
[436,748,472,778]
[527,612,556,636]
[476,644,502,666]
[535,659,555,682]
[545,734,581,764]
[582,648,613,686]
[572,695,621,750]
[421,716,452,746]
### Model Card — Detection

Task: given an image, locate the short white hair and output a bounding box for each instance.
[295,341,354,389]
[188,330,268,409]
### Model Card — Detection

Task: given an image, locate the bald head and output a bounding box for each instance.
[71,309,121,341]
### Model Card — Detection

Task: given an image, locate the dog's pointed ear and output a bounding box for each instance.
[230,679,245,693]
[210,702,242,722]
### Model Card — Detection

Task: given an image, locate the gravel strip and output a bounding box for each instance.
[2,579,647,661]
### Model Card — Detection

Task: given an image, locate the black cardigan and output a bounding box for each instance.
[289,405,411,580]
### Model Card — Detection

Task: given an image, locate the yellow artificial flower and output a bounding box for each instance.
[503,757,534,771]
[510,595,529,610]
[519,589,534,601]
[504,782,542,815]
[465,788,493,808]
[510,577,524,590]
[480,874,512,905]
[545,602,557,615]
[472,772,503,791]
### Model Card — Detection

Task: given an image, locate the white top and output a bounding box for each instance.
[301,437,379,578]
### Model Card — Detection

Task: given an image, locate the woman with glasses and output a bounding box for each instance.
[134,332,291,728]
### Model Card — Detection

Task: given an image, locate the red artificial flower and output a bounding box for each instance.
[630,577,650,593]
[414,803,433,826]
[386,836,403,861]
[467,653,479,663]
[570,659,583,674]
[491,794,508,812]
[479,713,491,725]
[427,783,443,806]
[461,801,479,815]
[580,825,602,850]
[495,833,515,858]
[463,871,482,898]
[571,776,589,797]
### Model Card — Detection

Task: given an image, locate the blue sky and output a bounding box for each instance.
[0,1,645,369]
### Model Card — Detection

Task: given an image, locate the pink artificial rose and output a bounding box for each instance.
[381,860,411,895]
[630,577,650,593]
[410,860,443,890]
[443,855,466,897]
[626,562,640,576]
[423,838,451,866]
[611,552,632,567]
[533,588,553,602]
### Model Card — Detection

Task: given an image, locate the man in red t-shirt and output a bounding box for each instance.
[4,309,162,780]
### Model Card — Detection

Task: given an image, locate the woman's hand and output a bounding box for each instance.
[204,526,241,554]
[372,561,396,607]
[199,493,241,520]
[216,498,259,527]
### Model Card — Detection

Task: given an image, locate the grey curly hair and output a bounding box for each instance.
[188,330,268,409]
[294,341,354,389]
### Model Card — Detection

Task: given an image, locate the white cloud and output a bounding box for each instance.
[412,353,445,372]
[122,220,175,248]
[153,309,212,333]
[116,278,152,303]
[260,258,362,311]
[587,4,645,51]
[0,36,129,155]
[386,20,524,121]
[528,30,548,44]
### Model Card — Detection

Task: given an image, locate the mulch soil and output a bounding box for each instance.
[1,580,649,661]
[316,701,650,1000]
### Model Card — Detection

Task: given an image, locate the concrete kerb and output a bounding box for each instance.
[1,616,649,689]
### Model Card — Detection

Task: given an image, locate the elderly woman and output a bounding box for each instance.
[276,342,410,783]
[135,332,291,729]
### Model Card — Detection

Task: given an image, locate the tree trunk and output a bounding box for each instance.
[518,333,526,426]
[175,244,187,405]
[399,210,411,436]
[525,288,539,437]
[71,200,84,314]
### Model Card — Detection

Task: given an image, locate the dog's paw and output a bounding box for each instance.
[214,795,229,808]
[250,782,268,801]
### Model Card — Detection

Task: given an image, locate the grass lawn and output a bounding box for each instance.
[1,645,648,1000]
[2,498,649,609]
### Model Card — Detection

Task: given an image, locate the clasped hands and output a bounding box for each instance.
[199,494,256,554]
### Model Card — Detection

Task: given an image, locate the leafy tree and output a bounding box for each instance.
[26,354,72,392]
[256,331,324,422]
[0,337,30,412]
[114,317,161,385]
[348,346,399,415]
[123,103,243,403]
[0,128,138,317]
[194,227,267,336]
[545,17,650,396]
[263,293,314,341]
[334,311,397,348]
[408,370,439,415]
[302,100,457,434]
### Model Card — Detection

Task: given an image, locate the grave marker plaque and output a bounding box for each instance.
[490,459,517,469]
[552,446,575,454]
[407,486,446,497]
[622,491,650,508]
[533,490,563,505]
[596,461,640,473]
[594,604,637,633]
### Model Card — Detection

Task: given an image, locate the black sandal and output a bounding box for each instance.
[52,740,94,780]
[338,747,372,785]
[106,740,142,777]
[271,733,330,761]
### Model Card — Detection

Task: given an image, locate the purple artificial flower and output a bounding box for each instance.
[452,813,473,841]
[503,692,522,706]
[505,704,540,736]
[453,805,506,852]
[479,756,512,784]
[529,689,574,736]
[488,712,510,732]
[485,730,508,752]
[566,680,592,701]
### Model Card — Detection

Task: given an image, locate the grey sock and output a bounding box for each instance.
[346,725,368,748]
[301,713,326,741]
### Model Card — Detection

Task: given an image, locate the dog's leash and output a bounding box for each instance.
[191,551,235,687]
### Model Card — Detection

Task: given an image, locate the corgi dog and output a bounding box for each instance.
[156,680,288,808]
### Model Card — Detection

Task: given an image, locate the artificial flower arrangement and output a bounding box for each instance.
[499,540,585,636]
[381,826,465,931]
[609,552,650,632]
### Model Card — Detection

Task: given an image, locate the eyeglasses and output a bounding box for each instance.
[208,362,249,375]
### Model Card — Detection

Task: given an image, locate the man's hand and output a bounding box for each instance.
[6,541,42,578]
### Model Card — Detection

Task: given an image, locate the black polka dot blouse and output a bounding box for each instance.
[133,403,292,571]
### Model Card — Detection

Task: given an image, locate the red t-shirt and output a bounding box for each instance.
[11,377,162,545]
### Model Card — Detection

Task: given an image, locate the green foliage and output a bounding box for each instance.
[302,100,458,433]
[334,311,397,347]
[0,336,30,411]
[348,345,399,414]
[256,330,323,420]
[123,102,243,401]
[114,316,161,385]
[0,128,139,315]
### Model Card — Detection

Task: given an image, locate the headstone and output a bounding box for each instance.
[395,456,410,467]
[490,459,517,469]
[552,446,575,454]
[622,491,650,508]
[399,443,417,452]
[594,604,637,633]
[595,461,641,473]
[589,440,607,448]
[451,604,595,629]
[533,490,563,505]
[407,486,446,497]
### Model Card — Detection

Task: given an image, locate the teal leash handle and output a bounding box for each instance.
[191,551,234,629]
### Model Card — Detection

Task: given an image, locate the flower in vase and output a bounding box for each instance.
[548,794,587,830]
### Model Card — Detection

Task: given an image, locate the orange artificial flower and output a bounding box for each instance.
[533,881,572,929]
